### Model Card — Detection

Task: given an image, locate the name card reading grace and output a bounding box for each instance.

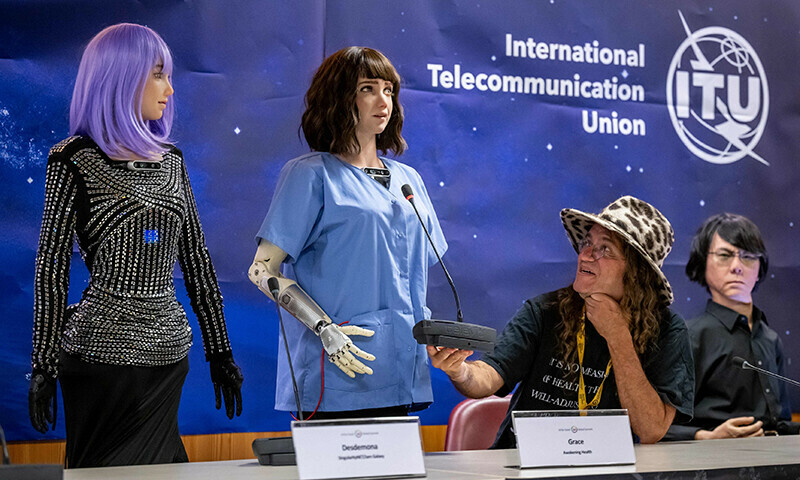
[291,417,426,480]
[512,409,635,468]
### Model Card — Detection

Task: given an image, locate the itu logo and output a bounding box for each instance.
[666,11,769,166]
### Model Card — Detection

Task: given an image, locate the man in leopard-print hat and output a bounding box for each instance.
[429,196,694,447]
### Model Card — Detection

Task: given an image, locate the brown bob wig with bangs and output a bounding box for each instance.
[301,46,407,156]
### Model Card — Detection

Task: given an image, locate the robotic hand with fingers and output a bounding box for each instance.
[249,241,375,378]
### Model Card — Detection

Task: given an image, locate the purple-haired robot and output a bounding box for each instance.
[29,23,242,468]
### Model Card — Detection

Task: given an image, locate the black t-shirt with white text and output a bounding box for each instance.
[482,290,694,448]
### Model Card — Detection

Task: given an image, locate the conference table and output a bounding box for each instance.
[63,436,800,479]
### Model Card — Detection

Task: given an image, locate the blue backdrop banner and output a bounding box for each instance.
[1,0,799,441]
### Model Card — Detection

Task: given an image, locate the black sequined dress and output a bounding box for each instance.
[32,136,232,467]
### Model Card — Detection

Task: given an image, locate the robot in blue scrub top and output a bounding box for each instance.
[249,47,447,419]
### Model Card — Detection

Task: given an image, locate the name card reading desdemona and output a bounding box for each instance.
[291,417,425,480]
[512,409,635,468]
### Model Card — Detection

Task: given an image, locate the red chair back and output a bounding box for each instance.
[443,396,511,451]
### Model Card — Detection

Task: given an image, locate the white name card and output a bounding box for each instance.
[512,409,635,468]
[291,416,426,480]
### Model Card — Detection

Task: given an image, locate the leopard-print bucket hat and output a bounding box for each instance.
[560,196,674,305]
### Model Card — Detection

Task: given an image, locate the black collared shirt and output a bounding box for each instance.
[665,300,798,440]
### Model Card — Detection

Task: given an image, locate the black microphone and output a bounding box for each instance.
[268,277,304,420]
[401,184,496,351]
[732,356,800,388]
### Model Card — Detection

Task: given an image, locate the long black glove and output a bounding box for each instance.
[209,352,243,419]
[28,370,57,433]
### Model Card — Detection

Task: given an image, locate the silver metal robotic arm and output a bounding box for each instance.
[249,240,375,378]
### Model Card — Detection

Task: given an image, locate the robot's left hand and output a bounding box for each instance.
[320,324,376,378]
[209,353,243,419]
[29,371,58,433]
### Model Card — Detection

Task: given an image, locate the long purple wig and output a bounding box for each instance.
[70,23,174,160]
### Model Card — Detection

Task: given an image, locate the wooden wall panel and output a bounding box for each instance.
[7,440,65,465]
[421,425,447,452]
[7,425,449,465]
[11,418,800,465]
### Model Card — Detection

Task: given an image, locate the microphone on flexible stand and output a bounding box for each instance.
[251,278,299,467]
[0,422,64,476]
[0,424,9,465]
[402,184,463,323]
[267,277,304,420]
[401,184,496,351]
[732,356,800,388]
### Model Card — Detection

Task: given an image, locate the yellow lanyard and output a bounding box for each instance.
[577,312,613,411]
